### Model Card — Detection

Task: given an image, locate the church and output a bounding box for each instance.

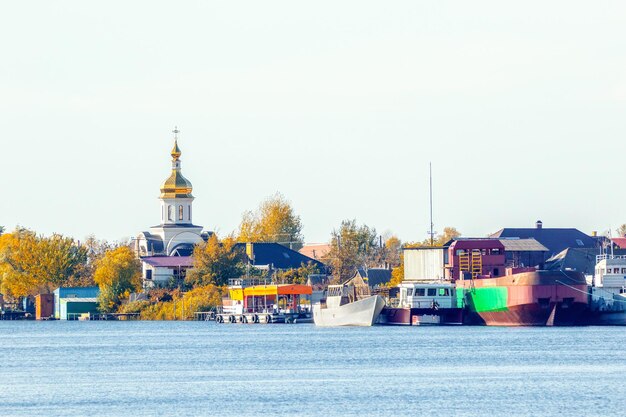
[134,129,325,288]
[134,130,211,286]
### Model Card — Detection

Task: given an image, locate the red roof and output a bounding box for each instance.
[299,244,331,260]
[612,237,626,249]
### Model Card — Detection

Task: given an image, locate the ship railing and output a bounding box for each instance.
[596,255,626,262]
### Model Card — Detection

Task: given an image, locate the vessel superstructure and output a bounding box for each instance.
[588,254,626,324]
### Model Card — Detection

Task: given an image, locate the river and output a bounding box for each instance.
[0,322,624,416]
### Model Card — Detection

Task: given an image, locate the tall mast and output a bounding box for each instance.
[429,162,434,246]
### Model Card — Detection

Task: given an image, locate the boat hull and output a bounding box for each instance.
[380,307,463,325]
[313,295,385,327]
[458,270,588,326]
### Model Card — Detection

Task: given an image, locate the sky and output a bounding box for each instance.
[1,1,625,244]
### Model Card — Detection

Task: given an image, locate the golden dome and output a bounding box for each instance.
[160,139,193,199]
[171,139,181,160]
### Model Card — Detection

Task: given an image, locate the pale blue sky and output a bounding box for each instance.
[1,1,625,244]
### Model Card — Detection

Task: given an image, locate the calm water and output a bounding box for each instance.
[0,322,624,417]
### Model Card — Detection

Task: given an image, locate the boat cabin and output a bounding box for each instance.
[592,255,626,312]
[396,281,459,310]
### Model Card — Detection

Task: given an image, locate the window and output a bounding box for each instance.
[493,268,500,277]
[416,288,425,296]
[188,205,192,220]
[427,288,437,297]
[456,249,466,255]
[614,268,621,274]
[621,268,626,274]
[167,205,173,221]
[439,288,450,296]
[407,289,414,296]
[490,249,501,255]
[179,205,183,220]
[146,270,152,280]
[481,249,487,255]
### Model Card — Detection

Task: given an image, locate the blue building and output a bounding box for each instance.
[53,287,100,320]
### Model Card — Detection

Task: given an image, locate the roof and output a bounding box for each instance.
[299,244,331,260]
[544,248,600,274]
[54,287,99,297]
[236,243,325,270]
[612,237,626,249]
[141,256,194,268]
[61,298,99,303]
[355,268,392,287]
[498,238,549,252]
[490,227,596,255]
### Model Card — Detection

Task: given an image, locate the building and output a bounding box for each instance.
[299,243,331,261]
[141,256,194,286]
[489,220,597,259]
[35,294,54,320]
[239,242,325,272]
[352,268,392,287]
[498,238,549,268]
[54,287,100,320]
[134,131,211,287]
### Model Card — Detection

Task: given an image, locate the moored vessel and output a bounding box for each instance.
[447,239,588,326]
[379,280,463,325]
[586,254,626,325]
[457,269,588,326]
[313,283,385,326]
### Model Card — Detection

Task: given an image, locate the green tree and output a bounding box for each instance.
[323,219,378,283]
[185,234,246,287]
[94,246,141,313]
[238,193,304,250]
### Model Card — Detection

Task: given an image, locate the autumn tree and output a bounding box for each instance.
[0,228,88,299]
[275,262,321,284]
[94,246,141,313]
[323,220,379,283]
[617,224,626,238]
[238,193,304,250]
[422,226,461,246]
[185,234,246,288]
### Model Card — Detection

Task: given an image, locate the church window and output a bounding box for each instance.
[179,205,183,220]
[188,206,191,220]
[168,205,173,221]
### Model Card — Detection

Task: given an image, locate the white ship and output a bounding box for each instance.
[313,283,385,327]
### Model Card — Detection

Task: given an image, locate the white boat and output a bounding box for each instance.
[313,284,385,327]
[378,280,463,325]
[590,254,626,324]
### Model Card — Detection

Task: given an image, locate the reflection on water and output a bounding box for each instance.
[0,322,624,417]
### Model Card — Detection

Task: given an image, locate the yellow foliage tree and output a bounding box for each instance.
[94,246,141,313]
[185,234,246,287]
[139,284,223,320]
[0,228,87,299]
[238,193,304,250]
